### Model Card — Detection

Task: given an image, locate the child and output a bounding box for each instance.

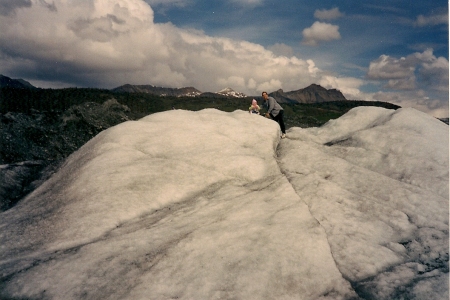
[249,99,260,114]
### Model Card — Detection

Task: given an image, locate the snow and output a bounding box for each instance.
[0,107,448,299]
[217,87,247,98]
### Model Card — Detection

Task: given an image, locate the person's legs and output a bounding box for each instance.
[272,110,285,134]
[277,110,286,134]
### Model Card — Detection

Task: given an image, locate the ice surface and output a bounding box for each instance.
[0,107,448,299]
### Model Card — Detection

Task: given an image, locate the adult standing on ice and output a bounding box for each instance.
[262,91,286,138]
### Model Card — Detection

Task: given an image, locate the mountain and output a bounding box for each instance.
[216,87,246,98]
[270,84,346,104]
[112,84,247,98]
[197,92,229,98]
[0,107,448,299]
[111,84,202,97]
[0,74,36,89]
[439,117,449,125]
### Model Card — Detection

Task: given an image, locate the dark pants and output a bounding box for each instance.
[270,110,286,134]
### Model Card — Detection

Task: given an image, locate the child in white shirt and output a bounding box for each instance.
[249,99,260,114]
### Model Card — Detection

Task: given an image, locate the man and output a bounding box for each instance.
[262,91,286,138]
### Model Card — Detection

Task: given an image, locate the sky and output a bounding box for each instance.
[1,107,448,299]
[0,0,448,117]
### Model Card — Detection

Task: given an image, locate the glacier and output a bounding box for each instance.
[0,107,448,299]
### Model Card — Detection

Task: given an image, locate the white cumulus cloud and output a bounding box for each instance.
[367,49,449,92]
[301,21,341,46]
[0,0,332,95]
[365,49,449,116]
[318,75,364,99]
[267,43,294,57]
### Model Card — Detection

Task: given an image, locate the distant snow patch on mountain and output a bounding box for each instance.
[217,87,247,98]
[111,84,202,97]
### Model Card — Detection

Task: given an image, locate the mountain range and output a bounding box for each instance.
[111,83,345,103]
[269,83,346,104]
[0,74,36,89]
[111,84,202,97]
[1,74,346,103]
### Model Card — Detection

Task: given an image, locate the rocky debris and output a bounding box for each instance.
[0,161,57,211]
[0,99,131,211]
[0,99,129,163]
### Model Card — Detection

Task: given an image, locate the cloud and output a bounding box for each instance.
[372,90,449,118]
[415,12,448,27]
[144,0,190,7]
[68,14,127,42]
[301,21,341,46]
[318,75,364,99]
[0,0,32,16]
[367,55,415,80]
[267,43,294,57]
[385,77,417,90]
[367,49,449,92]
[418,55,449,92]
[366,49,449,117]
[362,4,404,14]
[314,7,344,20]
[37,0,57,12]
[0,0,325,94]
[228,0,264,7]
